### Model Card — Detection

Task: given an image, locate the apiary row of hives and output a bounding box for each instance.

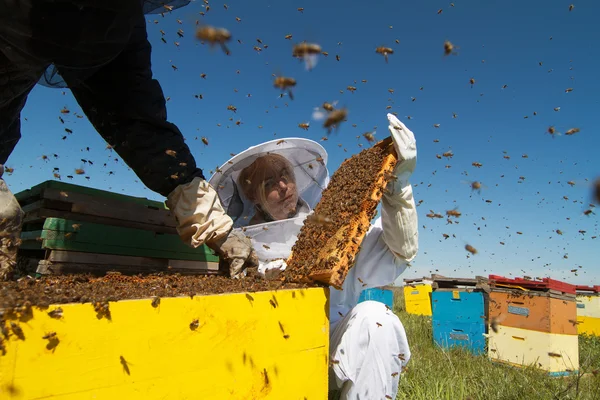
[402,274,599,376]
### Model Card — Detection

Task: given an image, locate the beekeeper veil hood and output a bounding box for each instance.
[209,138,329,263]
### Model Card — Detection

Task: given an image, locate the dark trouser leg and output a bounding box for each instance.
[0,47,45,279]
[59,12,204,198]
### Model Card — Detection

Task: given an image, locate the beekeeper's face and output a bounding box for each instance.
[239,154,300,221]
[262,168,298,220]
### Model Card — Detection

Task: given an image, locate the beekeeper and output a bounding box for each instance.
[209,113,419,399]
[0,0,257,279]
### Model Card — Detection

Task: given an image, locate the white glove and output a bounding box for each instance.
[381,114,419,262]
[0,172,24,280]
[386,113,417,195]
[212,230,259,279]
[259,259,288,280]
[166,177,234,247]
[166,177,259,278]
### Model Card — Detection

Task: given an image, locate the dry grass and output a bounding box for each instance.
[393,291,600,400]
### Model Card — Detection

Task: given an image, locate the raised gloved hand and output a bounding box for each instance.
[380,114,419,262]
[166,177,257,278]
[386,113,417,195]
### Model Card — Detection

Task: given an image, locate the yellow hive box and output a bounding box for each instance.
[403,284,432,316]
[0,288,329,400]
[576,294,600,318]
[576,315,600,336]
[488,325,579,376]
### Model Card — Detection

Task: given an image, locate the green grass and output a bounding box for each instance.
[392,293,600,400]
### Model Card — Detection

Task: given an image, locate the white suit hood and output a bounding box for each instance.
[208,138,329,264]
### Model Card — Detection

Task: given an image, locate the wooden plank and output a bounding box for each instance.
[37,251,220,276]
[39,218,217,262]
[0,288,330,400]
[48,250,219,271]
[23,208,177,234]
[41,187,177,228]
[21,199,73,214]
[15,179,167,209]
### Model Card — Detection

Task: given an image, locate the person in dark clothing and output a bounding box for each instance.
[0,0,257,279]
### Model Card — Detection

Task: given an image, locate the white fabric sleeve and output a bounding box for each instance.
[257,259,287,279]
[165,177,233,248]
[380,182,419,262]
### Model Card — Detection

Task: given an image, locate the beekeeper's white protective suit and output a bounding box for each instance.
[209,114,419,399]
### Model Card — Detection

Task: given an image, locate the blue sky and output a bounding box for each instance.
[4,0,598,285]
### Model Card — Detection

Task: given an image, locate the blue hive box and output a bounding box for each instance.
[358,287,394,309]
[432,289,488,355]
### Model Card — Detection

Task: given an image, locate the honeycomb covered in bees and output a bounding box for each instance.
[283,136,398,289]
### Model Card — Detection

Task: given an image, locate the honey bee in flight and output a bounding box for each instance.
[322,102,335,112]
[322,108,348,134]
[195,25,232,55]
[363,131,376,143]
[446,208,461,218]
[273,76,297,100]
[292,42,322,70]
[565,128,580,136]
[444,40,457,56]
[298,122,310,130]
[375,46,394,63]
[465,244,477,255]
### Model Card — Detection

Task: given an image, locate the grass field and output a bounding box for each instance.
[392,293,600,400]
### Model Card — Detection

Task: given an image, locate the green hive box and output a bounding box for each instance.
[15,180,219,274]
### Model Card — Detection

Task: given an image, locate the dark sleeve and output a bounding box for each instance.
[60,9,204,197]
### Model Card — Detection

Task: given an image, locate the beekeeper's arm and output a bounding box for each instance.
[380,113,419,262]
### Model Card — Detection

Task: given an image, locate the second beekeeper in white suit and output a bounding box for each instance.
[209,113,419,400]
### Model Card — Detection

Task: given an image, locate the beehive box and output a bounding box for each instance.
[285,137,398,289]
[403,279,432,316]
[488,325,579,376]
[576,285,600,336]
[488,288,578,335]
[358,287,394,309]
[15,181,218,276]
[0,275,329,399]
[431,276,489,355]
[487,275,579,375]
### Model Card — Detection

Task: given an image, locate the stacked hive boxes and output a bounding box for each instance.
[487,275,579,376]
[403,277,433,316]
[16,180,219,275]
[431,276,489,355]
[576,285,600,336]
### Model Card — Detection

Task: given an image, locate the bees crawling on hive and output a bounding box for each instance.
[93,301,111,320]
